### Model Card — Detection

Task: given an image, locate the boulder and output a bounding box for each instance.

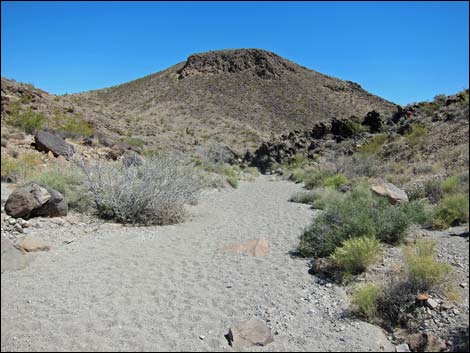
[371,182,409,204]
[5,183,67,219]
[15,235,50,252]
[224,239,269,257]
[5,183,51,218]
[33,130,74,158]
[1,237,29,272]
[362,110,383,133]
[225,318,274,348]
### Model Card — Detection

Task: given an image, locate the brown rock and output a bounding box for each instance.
[5,183,51,218]
[15,235,50,252]
[224,239,269,257]
[226,318,274,348]
[5,183,67,219]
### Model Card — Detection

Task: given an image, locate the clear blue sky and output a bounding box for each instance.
[1,1,469,105]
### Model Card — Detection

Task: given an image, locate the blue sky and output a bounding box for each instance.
[1,1,468,105]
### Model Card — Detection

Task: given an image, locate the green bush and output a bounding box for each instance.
[405,124,427,146]
[331,236,381,275]
[32,166,89,210]
[358,133,388,156]
[304,169,335,190]
[289,191,316,204]
[403,240,452,291]
[298,184,425,258]
[226,175,239,188]
[8,104,45,134]
[352,284,381,320]
[432,194,469,229]
[322,173,349,190]
[441,175,459,194]
[52,111,94,138]
[1,152,43,182]
[289,168,307,183]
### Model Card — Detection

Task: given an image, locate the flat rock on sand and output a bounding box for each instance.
[15,235,50,252]
[224,238,270,257]
[1,177,395,352]
[1,237,29,272]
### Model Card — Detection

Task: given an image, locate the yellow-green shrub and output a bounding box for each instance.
[52,111,94,138]
[432,194,469,229]
[358,133,387,156]
[322,173,349,190]
[331,236,382,275]
[352,284,381,320]
[1,152,43,182]
[403,240,452,291]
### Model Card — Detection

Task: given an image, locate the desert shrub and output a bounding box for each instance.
[52,111,94,138]
[226,175,239,188]
[331,236,381,275]
[286,153,307,169]
[289,168,307,183]
[352,284,381,320]
[74,155,202,225]
[122,136,146,148]
[322,173,349,190]
[432,194,469,229]
[375,280,417,329]
[336,154,382,178]
[403,240,452,292]
[310,187,344,210]
[399,200,431,227]
[304,169,335,189]
[405,123,427,146]
[357,133,387,156]
[8,105,45,134]
[298,184,425,258]
[289,190,316,204]
[441,175,459,194]
[32,166,89,210]
[1,152,43,182]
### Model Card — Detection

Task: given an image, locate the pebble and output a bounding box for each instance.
[199,335,205,340]
[395,343,410,352]
[325,283,333,288]
[459,283,466,288]
[8,218,16,225]
[426,298,439,310]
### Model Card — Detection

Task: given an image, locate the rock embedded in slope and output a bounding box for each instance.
[225,318,274,348]
[33,130,74,158]
[371,182,409,204]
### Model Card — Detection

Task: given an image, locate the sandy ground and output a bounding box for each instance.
[1,177,393,352]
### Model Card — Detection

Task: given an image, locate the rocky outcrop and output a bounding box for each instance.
[33,130,74,158]
[178,49,297,79]
[5,183,67,219]
[362,110,383,133]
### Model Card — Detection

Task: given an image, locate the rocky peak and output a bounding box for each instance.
[177,48,298,79]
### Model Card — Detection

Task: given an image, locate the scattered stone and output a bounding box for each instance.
[1,237,29,272]
[33,130,74,158]
[14,224,24,233]
[15,235,50,252]
[426,298,439,310]
[224,238,269,257]
[416,293,430,301]
[407,333,447,352]
[199,335,205,340]
[459,283,466,288]
[395,343,410,352]
[225,318,274,348]
[371,182,409,204]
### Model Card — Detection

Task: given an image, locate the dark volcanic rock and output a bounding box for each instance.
[178,48,297,79]
[33,130,74,158]
[362,110,383,133]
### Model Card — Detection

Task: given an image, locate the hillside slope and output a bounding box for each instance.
[65,48,397,151]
